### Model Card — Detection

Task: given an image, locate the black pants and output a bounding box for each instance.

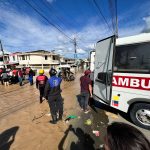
[48,94,63,118]
[39,86,45,100]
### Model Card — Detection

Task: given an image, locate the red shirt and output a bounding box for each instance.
[0,69,2,74]
[18,70,23,77]
[36,75,48,87]
[80,75,92,93]
[12,70,18,76]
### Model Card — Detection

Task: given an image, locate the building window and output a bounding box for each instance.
[53,56,55,60]
[13,56,15,61]
[45,55,48,60]
[22,55,25,60]
[29,55,30,60]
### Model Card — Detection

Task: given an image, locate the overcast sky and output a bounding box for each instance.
[0,0,150,58]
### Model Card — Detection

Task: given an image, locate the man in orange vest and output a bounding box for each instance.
[36,69,48,103]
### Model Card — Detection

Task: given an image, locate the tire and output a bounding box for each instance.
[130,103,150,130]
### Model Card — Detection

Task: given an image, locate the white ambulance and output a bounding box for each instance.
[93,33,150,130]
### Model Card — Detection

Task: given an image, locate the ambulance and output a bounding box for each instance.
[93,33,150,130]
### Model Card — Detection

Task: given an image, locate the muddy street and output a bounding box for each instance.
[0,72,149,150]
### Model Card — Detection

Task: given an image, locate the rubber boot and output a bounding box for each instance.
[58,113,63,121]
[50,115,57,124]
[40,96,43,103]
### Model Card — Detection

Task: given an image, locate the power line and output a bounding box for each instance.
[115,0,118,36]
[108,0,118,36]
[24,0,73,41]
[87,0,110,35]
[41,0,73,29]
[92,0,113,33]
[31,0,65,31]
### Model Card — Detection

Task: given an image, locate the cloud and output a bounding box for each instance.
[77,48,86,54]
[0,6,69,51]
[0,0,149,58]
[0,5,108,57]
[46,0,55,3]
[142,16,150,33]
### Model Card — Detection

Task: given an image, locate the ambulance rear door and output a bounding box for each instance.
[93,36,115,104]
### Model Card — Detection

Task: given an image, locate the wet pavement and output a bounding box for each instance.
[62,99,150,150]
[62,106,109,150]
[0,72,149,150]
[0,82,39,119]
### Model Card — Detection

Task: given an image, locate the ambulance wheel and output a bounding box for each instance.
[130,103,150,130]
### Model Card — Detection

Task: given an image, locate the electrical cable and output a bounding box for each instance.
[24,0,73,41]
[92,0,113,33]
[31,0,64,30]
[115,0,118,36]
[41,0,73,28]
[108,0,115,34]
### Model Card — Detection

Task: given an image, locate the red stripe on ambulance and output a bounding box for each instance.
[112,76,150,91]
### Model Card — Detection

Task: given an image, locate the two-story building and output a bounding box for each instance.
[0,52,10,68]
[17,50,60,71]
[9,52,20,65]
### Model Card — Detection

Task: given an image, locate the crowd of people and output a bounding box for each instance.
[0,67,35,86]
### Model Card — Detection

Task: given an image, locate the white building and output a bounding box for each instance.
[0,52,10,68]
[17,50,60,70]
[9,52,20,65]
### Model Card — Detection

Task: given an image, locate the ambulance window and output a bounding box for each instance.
[114,42,150,73]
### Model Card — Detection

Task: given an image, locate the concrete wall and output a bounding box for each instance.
[18,54,59,65]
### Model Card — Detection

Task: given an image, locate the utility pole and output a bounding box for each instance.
[0,40,6,68]
[73,37,77,73]
[115,0,118,37]
[73,37,77,60]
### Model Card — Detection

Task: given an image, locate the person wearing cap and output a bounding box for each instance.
[36,69,48,103]
[18,68,23,86]
[80,70,92,113]
[28,67,34,85]
[44,69,63,124]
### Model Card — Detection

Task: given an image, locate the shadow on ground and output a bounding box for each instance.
[93,99,132,123]
[76,95,132,125]
[58,125,103,150]
[0,126,19,150]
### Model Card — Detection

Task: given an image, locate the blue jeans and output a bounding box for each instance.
[28,76,33,85]
[80,92,90,111]
[18,77,23,86]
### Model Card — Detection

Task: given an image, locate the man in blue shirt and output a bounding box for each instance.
[44,69,63,124]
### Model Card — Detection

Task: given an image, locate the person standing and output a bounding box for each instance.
[36,69,48,103]
[18,68,23,86]
[80,70,92,113]
[28,67,34,85]
[57,68,62,78]
[44,69,63,124]
[12,68,18,84]
[8,69,13,84]
[1,70,9,86]
[0,68,4,85]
